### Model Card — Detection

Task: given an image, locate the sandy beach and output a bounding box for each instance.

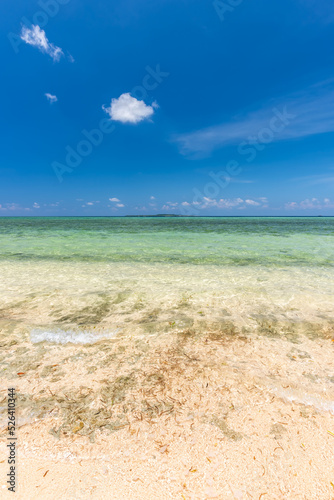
[1,320,334,499]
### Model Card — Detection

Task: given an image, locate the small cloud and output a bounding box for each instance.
[245,199,260,206]
[45,93,57,104]
[86,202,94,206]
[150,196,156,200]
[179,197,268,212]
[0,203,33,212]
[285,202,298,209]
[103,93,157,124]
[116,203,125,207]
[33,202,40,208]
[285,197,333,210]
[109,197,120,202]
[20,25,63,62]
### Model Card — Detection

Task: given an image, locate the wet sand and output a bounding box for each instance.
[1,322,334,499]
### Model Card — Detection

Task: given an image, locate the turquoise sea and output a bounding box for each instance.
[1,216,334,266]
[0,216,333,342]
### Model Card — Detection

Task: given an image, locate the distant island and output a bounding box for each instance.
[125,214,187,217]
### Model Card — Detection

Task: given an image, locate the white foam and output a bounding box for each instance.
[30,328,119,345]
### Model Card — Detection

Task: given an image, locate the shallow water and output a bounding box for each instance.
[0,217,333,341]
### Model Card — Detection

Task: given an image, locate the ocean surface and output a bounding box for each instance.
[0,216,333,342]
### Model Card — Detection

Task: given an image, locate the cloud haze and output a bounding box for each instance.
[20,25,64,62]
[175,80,334,156]
[45,93,58,103]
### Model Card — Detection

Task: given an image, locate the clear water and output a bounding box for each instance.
[0,217,333,340]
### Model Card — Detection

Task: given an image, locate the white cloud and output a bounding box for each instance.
[150,196,156,200]
[0,203,22,211]
[33,202,40,208]
[245,199,260,206]
[218,198,244,208]
[45,93,57,104]
[103,93,157,124]
[195,197,245,209]
[285,198,334,210]
[162,204,176,210]
[20,25,64,62]
[179,197,267,212]
[86,202,94,206]
[116,203,125,207]
[109,197,120,202]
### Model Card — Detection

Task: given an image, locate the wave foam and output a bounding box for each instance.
[30,328,119,345]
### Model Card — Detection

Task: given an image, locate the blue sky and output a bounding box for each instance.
[1,0,334,215]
